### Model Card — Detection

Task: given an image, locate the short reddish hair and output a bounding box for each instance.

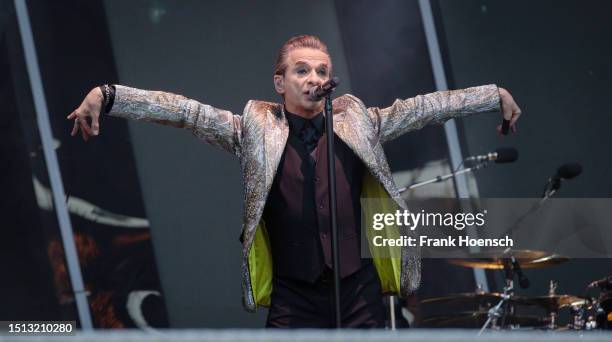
[274,35,331,76]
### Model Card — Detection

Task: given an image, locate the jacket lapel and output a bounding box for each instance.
[263,106,289,194]
[332,97,404,207]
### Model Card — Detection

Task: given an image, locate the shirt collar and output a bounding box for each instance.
[284,107,325,134]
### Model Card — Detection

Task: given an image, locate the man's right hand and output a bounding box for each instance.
[67,87,103,141]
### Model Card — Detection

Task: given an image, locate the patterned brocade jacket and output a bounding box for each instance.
[109,84,501,312]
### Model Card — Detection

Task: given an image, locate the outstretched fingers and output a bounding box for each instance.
[510,103,522,127]
[81,126,89,141]
[67,109,93,141]
[78,116,92,135]
[70,118,79,136]
[91,111,100,135]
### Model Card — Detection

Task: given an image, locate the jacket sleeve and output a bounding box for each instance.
[108,85,242,156]
[367,84,501,143]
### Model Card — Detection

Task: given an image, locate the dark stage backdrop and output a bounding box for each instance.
[1,0,168,328]
[1,3,67,322]
[435,0,612,302]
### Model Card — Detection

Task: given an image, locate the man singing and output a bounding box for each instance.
[67,35,521,328]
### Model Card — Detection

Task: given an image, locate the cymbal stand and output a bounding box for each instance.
[548,280,558,330]
[478,259,515,334]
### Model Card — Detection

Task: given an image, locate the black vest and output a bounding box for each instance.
[263,129,368,283]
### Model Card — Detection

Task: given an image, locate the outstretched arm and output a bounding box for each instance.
[67,85,242,156]
[367,84,521,143]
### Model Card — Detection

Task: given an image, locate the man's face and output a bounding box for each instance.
[273,48,331,118]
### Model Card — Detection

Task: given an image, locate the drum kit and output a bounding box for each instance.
[419,249,612,332]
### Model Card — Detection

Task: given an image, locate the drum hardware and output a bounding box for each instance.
[421,310,546,329]
[548,281,558,330]
[585,315,598,330]
[421,253,610,332]
[569,302,589,330]
[592,274,612,330]
[421,249,588,331]
[478,256,524,334]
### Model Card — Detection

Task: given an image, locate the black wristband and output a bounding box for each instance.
[98,84,116,113]
[105,85,115,113]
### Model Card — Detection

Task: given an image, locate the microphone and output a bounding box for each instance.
[307,77,340,101]
[588,275,612,289]
[501,118,510,135]
[464,147,518,165]
[547,162,583,193]
[554,162,582,181]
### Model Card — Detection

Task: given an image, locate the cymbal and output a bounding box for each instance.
[420,310,547,328]
[447,249,569,269]
[518,295,589,310]
[421,292,521,306]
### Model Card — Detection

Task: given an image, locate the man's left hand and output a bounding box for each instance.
[497,87,522,134]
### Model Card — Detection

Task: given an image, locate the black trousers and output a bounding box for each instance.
[265,262,385,328]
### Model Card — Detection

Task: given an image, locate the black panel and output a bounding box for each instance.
[0,0,169,328]
[0,9,63,320]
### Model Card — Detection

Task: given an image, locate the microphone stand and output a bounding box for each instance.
[324,93,342,328]
[398,161,489,193]
[497,177,560,239]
